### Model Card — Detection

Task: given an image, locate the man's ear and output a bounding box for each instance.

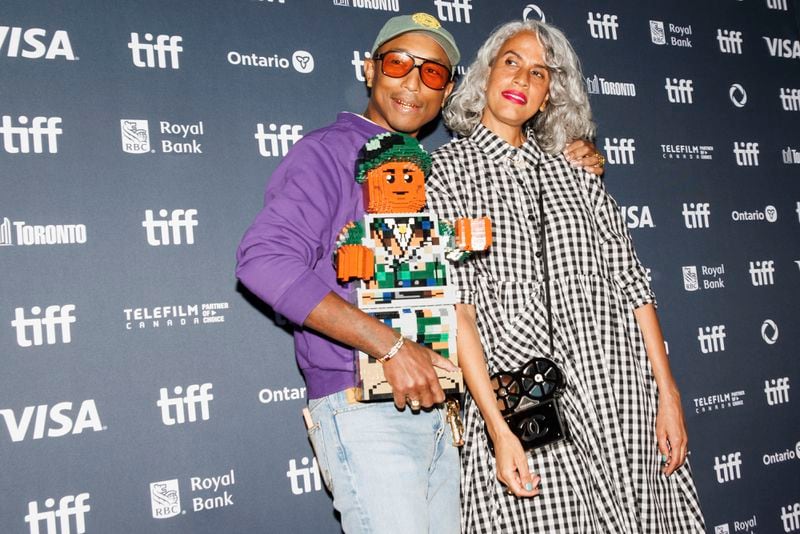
[364,58,375,88]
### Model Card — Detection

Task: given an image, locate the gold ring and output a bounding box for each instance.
[595,153,605,168]
[409,399,421,409]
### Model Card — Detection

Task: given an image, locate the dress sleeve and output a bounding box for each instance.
[426,149,477,305]
[583,171,657,309]
[236,138,339,325]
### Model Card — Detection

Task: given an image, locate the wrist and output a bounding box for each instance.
[376,333,404,364]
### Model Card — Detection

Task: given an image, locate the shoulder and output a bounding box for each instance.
[432,136,477,162]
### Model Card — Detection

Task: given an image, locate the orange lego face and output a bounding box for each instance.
[364,160,426,213]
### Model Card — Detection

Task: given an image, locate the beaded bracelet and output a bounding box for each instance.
[376,334,405,364]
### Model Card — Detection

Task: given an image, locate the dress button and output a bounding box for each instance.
[528,214,535,221]
[535,251,542,258]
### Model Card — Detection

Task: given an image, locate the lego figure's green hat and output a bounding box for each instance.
[355,132,432,184]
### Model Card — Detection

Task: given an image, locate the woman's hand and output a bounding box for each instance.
[563,139,605,176]
[656,388,689,476]
[492,428,541,497]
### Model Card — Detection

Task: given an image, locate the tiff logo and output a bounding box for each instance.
[779,88,800,111]
[142,209,197,246]
[587,12,619,40]
[128,32,182,69]
[749,260,775,286]
[781,503,800,532]
[351,50,371,82]
[0,115,62,154]
[764,377,790,405]
[157,383,213,425]
[25,493,90,534]
[698,325,726,353]
[733,142,759,166]
[603,137,635,165]
[255,123,303,157]
[434,0,473,24]
[717,29,743,54]
[286,456,322,495]
[714,452,742,483]
[665,78,694,103]
[11,305,76,347]
[767,0,789,10]
[682,203,711,229]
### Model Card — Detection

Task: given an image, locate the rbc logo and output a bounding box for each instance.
[150,479,181,519]
[128,32,182,69]
[286,456,322,495]
[120,119,150,154]
[11,304,76,347]
[157,383,214,425]
[25,493,91,534]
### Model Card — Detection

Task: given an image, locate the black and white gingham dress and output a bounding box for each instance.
[427,124,705,533]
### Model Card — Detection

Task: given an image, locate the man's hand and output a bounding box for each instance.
[563,139,605,176]
[382,340,458,410]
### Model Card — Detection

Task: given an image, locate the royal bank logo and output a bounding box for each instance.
[733,141,759,166]
[0,115,62,154]
[660,143,713,160]
[693,389,745,414]
[1,26,76,60]
[665,78,694,103]
[121,119,204,155]
[729,84,747,107]
[764,377,790,405]
[333,0,399,11]
[124,301,228,330]
[714,451,742,483]
[121,119,150,154]
[157,383,214,426]
[731,204,778,223]
[1,399,103,442]
[717,29,743,54]
[697,325,726,354]
[435,0,473,24]
[227,49,314,74]
[151,479,181,519]
[714,515,758,533]
[682,264,725,290]
[783,146,800,164]
[0,218,87,247]
[11,304,76,347]
[767,0,788,10]
[780,88,800,111]
[287,456,322,495]
[650,20,692,47]
[714,525,730,534]
[619,205,654,229]
[128,32,183,69]
[522,4,546,21]
[763,36,800,59]
[761,319,779,344]
[586,75,636,97]
[588,12,619,40]
[782,503,800,532]
[255,122,304,157]
[682,203,711,229]
[603,137,635,164]
[25,493,90,534]
[749,260,775,286]
[142,208,198,245]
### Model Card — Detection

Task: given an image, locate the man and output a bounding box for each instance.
[236,13,462,534]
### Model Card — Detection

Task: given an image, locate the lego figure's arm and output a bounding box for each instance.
[334,221,374,283]
[440,217,492,262]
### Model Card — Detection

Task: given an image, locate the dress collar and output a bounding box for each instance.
[469,123,551,169]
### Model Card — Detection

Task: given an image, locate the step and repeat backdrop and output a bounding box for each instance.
[1,0,799,532]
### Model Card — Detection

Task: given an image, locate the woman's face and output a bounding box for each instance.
[480,31,550,144]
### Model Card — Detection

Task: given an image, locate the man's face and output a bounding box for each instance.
[364,160,426,213]
[364,32,454,137]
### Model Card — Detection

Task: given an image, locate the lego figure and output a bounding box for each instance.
[335,132,491,401]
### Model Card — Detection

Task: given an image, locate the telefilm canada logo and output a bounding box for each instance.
[692,389,745,414]
[150,469,237,519]
[660,143,713,160]
[121,119,205,154]
[0,217,86,247]
[649,20,692,47]
[123,302,228,330]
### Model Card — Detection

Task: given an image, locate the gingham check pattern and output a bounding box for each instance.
[427,124,705,533]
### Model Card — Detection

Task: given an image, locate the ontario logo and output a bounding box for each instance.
[150,479,182,519]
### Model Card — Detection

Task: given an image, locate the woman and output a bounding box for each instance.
[426,20,705,533]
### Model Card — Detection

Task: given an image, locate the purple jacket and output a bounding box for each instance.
[236,113,385,399]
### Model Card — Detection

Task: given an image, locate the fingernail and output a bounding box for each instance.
[660,454,668,464]
[525,482,533,491]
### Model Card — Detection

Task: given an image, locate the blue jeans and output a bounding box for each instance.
[306,390,460,534]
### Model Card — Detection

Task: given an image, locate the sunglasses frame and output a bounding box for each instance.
[372,50,453,91]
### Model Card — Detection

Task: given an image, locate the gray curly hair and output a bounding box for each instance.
[443,20,595,154]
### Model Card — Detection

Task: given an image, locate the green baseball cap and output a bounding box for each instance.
[371,12,460,67]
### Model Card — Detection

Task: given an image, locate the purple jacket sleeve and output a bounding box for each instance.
[236,138,340,326]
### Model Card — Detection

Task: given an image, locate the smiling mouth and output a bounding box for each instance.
[393,98,420,110]
[393,191,408,195]
[501,90,528,105]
